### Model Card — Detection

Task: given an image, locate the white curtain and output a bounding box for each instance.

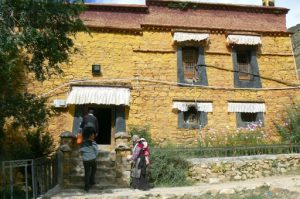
[66,86,130,105]
[173,32,209,42]
[227,35,262,45]
[228,103,265,113]
[173,102,213,112]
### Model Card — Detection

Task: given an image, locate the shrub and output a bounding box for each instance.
[128,126,191,186]
[275,103,300,144]
[25,128,55,159]
[128,125,154,147]
[149,148,191,187]
[1,127,55,160]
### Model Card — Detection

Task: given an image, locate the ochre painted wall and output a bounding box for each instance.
[27,30,300,145]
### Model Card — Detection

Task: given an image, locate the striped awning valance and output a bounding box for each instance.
[173,32,209,42]
[172,102,213,112]
[228,103,265,113]
[227,35,262,45]
[66,86,130,105]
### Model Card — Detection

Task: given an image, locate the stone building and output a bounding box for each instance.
[28,0,299,147]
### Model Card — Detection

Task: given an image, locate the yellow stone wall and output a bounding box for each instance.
[27,30,300,145]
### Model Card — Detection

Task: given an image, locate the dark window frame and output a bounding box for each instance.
[178,106,208,129]
[177,46,208,86]
[232,45,262,88]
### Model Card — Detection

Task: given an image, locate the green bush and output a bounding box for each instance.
[25,128,55,159]
[149,148,191,187]
[128,126,191,187]
[2,128,55,160]
[128,125,154,147]
[276,103,300,144]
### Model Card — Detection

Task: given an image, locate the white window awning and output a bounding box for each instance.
[228,103,265,113]
[173,32,209,42]
[227,35,262,45]
[66,86,130,106]
[173,102,213,112]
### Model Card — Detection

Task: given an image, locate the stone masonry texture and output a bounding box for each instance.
[25,2,299,146]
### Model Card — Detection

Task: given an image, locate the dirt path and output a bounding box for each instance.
[50,175,300,199]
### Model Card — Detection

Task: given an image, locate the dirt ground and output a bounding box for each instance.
[49,174,300,199]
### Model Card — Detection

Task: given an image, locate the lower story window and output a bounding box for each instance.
[228,102,265,128]
[183,106,199,125]
[173,101,212,129]
[237,112,264,128]
[179,106,208,129]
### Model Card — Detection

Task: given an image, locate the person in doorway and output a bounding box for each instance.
[128,135,150,191]
[80,133,98,192]
[80,109,99,140]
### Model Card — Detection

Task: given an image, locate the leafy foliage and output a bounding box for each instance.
[0,0,87,81]
[1,127,54,160]
[275,103,300,144]
[128,126,191,186]
[149,148,191,187]
[25,128,55,159]
[0,0,87,158]
[128,126,154,147]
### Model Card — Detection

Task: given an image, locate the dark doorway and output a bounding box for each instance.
[93,108,112,145]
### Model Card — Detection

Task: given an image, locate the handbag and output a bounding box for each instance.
[76,132,83,145]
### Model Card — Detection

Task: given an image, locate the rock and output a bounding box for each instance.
[219,188,236,195]
[280,168,287,173]
[208,178,220,184]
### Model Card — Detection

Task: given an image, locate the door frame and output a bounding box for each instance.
[83,105,115,147]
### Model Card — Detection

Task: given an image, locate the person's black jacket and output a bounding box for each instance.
[80,114,99,137]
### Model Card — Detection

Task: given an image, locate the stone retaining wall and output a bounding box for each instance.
[188,154,300,183]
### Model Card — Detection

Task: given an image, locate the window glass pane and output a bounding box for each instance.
[237,50,251,80]
[182,47,198,82]
[183,106,199,125]
[241,112,257,122]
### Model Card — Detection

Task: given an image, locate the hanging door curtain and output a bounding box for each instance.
[66,86,130,105]
[172,102,213,112]
[228,102,265,113]
[173,32,209,42]
[227,35,262,45]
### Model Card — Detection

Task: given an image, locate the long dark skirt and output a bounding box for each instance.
[131,156,150,190]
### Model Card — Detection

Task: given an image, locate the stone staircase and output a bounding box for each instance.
[63,146,127,190]
[59,132,132,191]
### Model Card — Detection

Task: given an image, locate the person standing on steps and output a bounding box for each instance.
[80,109,99,140]
[80,133,98,192]
[79,109,99,192]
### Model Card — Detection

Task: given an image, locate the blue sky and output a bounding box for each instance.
[84,0,300,28]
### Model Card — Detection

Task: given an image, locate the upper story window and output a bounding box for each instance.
[237,50,252,81]
[182,47,198,82]
[174,32,209,86]
[227,34,262,88]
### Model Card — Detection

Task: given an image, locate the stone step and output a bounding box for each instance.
[63,181,125,190]
[66,176,117,186]
[68,169,117,178]
[67,156,114,162]
[66,157,115,168]
[70,150,115,157]
[69,163,116,173]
